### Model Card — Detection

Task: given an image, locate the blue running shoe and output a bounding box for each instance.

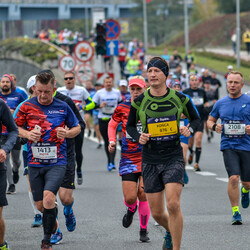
[0,241,10,250]
[107,163,113,172]
[111,163,116,170]
[64,208,76,232]
[184,171,189,185]
[162,231,173,250]
[241,187,249,209]
[232,212,242,225]
[51,229,63,245]
[31,214,43,228]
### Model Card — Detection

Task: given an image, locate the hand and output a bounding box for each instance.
[108,142,116,153]
[246,125,250,135]
[0,149,7,163]
[28,129,42,142]
[215,124,223,133]
[99,102,107,108]
[56,127,67,139]
[179,126,191,137]
[139,133,151,145]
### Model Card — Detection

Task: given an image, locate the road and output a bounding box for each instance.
[3,57,250,250]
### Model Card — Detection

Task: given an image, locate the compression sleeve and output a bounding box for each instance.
[126,105,140,142]
[108,118,119,142]
[84,96,95,111]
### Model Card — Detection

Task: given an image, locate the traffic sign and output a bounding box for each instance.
[106,19,121,40]
[74,41,94,63]
[76,63,95,83]
[58,55,76,72]
[106,40,119,56]
[96,72,114,84]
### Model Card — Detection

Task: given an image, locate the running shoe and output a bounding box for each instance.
[64,208,76,232]
[50,230,63,245]
[88,130,91,137]
[154,221,159,226]
[241,187,249,209]
[31,214,43,228]
[207,136,211,143]
[122,205,137,228]
[188,153,193,164]
[139,229,150,242]
[194,163,201,172]
[111,163,116,170]
[97,143,102,149]
[77,172,83,185]
[0,241,10,250]
[12,170,19,184]
[41,240,52,250]
[184,171,189,184]
[162,231,173,250]
[6,184,16,194]
[232,212,242,225]
[107,163,113,172]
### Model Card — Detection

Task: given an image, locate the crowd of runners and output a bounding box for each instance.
[0,46,249,250]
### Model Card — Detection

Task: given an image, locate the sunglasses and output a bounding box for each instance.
[64,77,74,80]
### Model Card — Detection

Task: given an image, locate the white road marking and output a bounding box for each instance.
[216,178,229,183]
[196,172,217,176]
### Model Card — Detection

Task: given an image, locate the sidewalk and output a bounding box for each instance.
[197,47,250,61]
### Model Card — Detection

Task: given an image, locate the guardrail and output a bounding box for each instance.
[0,0,134,4]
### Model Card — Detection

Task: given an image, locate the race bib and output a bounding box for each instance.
[224,120,246,138]
[192,97,204,106]
[147,116,178,141]
[31,142,57,164]
[180,120,185,127]
[102,105,115,115]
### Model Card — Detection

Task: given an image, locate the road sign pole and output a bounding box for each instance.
[143,0,148,51]
[236,0,240,69]
[184,0,189,55]
[85,7,89,39]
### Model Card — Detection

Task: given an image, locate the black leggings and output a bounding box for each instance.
[75,129,84,173]
[99,119,116,164]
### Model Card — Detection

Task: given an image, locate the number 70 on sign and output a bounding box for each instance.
[59,55,76,72]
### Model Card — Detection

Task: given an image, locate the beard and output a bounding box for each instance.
[1,87,10,93]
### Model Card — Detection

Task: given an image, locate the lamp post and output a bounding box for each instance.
[236,0,240,69]
[184,0,189,54]
[143,0,148,51]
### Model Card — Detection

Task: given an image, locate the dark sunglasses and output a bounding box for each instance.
[64,77,74,80]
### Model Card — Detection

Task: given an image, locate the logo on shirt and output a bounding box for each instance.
[48,110,64,114]
[242,104,246,108]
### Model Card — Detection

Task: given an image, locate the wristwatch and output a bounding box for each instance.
[188,127,194,134]
[109,141,116,144]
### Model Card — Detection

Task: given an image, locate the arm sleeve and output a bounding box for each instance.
[84,96,95,110]
[1,101,18,154]
[108,118,119,142]
[126,105,140,142]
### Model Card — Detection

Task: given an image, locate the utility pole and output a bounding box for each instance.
[236,0,240,69]
[143,0,148,51]
[85,6,89,39]
[184,0,189,54]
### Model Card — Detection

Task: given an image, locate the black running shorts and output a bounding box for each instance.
[142,148,185,193]
[195,118,204,132]
[0,164,8,207]
[60,162,75,189]
[223,149,250,181]
[29,165,66,202]
[122,172,141,183]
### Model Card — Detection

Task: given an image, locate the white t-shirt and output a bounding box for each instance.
[92,88,122,119]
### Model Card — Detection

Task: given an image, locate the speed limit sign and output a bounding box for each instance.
[59,55,76,72]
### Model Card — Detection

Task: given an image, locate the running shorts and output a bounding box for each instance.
[29,165,66,201]
[60,162,75,189]
[122,172,141,183]
[0,164,8,207]
[223,149,250,182]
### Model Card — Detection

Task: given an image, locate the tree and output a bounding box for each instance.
[216,0,250,14]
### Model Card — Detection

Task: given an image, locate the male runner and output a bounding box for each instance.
[15,71,80,250]
[208,71,250,225]
[0,99,18,250]
[127,57,200,250]
[57,71,94,185]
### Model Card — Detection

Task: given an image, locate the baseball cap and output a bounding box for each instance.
[128,78,146,88]
[119,79,128,87]
[227,65,233,70]
[27,75,36,89]
[201,68,205,73]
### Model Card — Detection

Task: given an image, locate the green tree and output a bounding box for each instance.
[216,0,250,14]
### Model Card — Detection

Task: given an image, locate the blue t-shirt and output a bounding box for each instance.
[15,97,79,167]
[210,94,250,151]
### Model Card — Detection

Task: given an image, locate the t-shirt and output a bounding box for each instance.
[112,100,142,175]
[210,94,250,151]
[92,88,122,119]
[15,97,79,167]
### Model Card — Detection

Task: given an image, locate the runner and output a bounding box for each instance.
[86,76,122,171]
[9,74,28,99]
[207,71,250,225]
[126,57,200,250]
[108,76,151,242]
[57,71,94,185]
[183,74,209,171]
[0,74,25,194]
[15,70,81,250]
[0,99,18,250]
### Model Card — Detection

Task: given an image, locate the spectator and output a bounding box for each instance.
[161,48,170,62]
[173,49,182,63]
[185,50,194,71]
[231,31,237,55]
[242,28,250,55]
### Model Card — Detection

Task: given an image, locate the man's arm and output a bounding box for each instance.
[207,116,223,133]
[126,105,141,142]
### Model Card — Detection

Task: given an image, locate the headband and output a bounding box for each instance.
[2,74,13,83]
[147,57,169,77]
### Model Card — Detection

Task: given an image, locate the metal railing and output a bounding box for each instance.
[0,0,134,4]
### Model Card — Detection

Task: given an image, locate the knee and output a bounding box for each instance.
[151,210,164,221]
[167,200,180,215]
[43,192,56,209]
[124,196,137,205]
[60,196,73,206]
[138,189,147,202]
[229,176,240,188]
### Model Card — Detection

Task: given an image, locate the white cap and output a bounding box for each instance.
[228,65,233,69]
[119,79,128,87]
[201,68,205,73]
[182,70,187,75]
[27,75,36,89]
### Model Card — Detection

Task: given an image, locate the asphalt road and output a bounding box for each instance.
[3,57,250,250]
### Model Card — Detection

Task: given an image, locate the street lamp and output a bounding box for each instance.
[236,0,240,69]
